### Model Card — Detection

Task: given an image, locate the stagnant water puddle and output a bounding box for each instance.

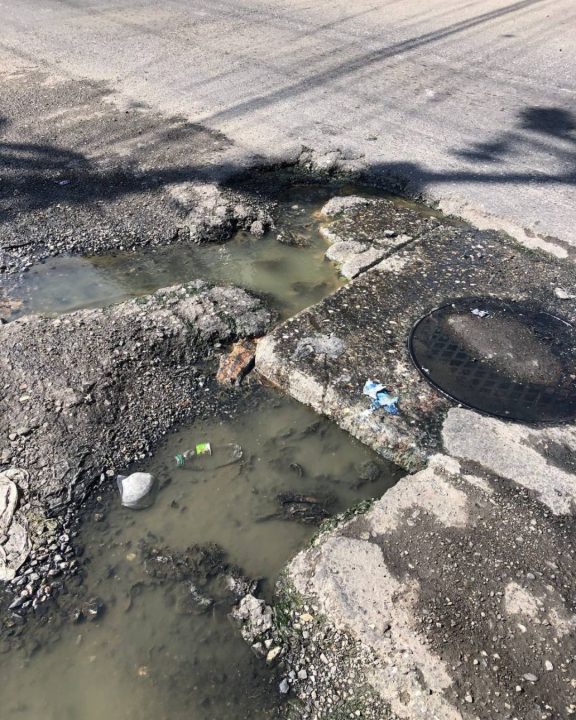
[1,390,402,719]
[1,181,440,321]
[2,184,351,321]
[1,178,438,718]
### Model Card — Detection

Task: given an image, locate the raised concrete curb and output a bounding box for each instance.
[254,200,576,718]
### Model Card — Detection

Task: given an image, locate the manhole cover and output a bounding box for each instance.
[409,297,576,423]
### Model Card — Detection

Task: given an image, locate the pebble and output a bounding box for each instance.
[266,646,282,663]
[554,287,575,300]
[279,678,290,694]
[523,673,538,683]
[545,661,554,671]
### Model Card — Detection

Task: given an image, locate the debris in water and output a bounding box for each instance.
[116,472,158,510]
[362,380,399,415]
[275,491,334,525]
[175,442,242,469]
[216,339,256,386]
[72,596,106,623]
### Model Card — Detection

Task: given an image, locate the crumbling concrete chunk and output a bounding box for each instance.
[0,472,18,535]
[0,516,30,581]
[232,594,274,643]
[216,340,256,386]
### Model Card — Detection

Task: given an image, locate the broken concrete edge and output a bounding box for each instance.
[236,445,576,719]
[159,154,576,263]
[248,190,576,715]
[290,145,574,262]
[232,574,394,719]
[172,180,275,244]
[253,345,433,474]
[0,280,274,597]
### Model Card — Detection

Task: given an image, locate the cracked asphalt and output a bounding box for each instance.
[1,0,575,252]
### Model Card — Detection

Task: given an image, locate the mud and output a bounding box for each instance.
[0,281,272,589]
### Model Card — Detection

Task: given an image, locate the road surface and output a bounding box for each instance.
[1,0,575,251]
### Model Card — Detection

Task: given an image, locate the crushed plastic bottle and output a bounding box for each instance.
[175,442,243,469]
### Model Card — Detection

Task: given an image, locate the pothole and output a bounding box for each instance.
[409,297,576,423]
[1,177,445,322]
[0,171,444,719]
[0,389,401,720]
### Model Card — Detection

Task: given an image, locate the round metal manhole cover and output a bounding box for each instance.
[409,297,576,423]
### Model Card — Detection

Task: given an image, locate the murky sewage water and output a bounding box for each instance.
[1,180,416,719]
[3,184,354,321]
[2,391,401,720]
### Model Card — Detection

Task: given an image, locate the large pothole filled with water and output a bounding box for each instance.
[0,174,449,719]
[1,389,401,720]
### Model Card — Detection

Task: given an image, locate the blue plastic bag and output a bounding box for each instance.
[362,380,399,415]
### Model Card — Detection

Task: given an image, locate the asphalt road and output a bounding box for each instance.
[1,0,575,251]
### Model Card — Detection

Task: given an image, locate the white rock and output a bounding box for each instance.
[266,646,282,663]
[116,472,158,509]
[554,287,575,300]
[0,473,18,535]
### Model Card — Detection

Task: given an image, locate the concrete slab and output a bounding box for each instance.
[281,453,576,719]
[256,202,576,470]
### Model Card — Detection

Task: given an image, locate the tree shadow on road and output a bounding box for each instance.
[0,97,574,270]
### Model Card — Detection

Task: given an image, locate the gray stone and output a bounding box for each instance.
[117,472,158,510]
[320,196,374,217]
[0,516,31,582]
[0,472,18,535]
[232,594,274,642]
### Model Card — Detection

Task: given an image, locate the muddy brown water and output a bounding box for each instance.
[3,184,351,321]
[1,392,401,720]
[1,182,424,718]
[2,182,438,321]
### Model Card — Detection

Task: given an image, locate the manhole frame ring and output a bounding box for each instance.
[407,296,576,426]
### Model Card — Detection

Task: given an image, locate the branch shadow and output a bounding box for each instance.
[0,101,574,266]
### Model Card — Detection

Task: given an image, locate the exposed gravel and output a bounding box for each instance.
[0,281,274,611]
